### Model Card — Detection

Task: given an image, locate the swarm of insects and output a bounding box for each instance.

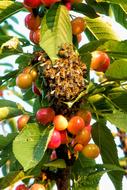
[37,44,86,102]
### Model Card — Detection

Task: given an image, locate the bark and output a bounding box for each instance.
[56,167,71,190]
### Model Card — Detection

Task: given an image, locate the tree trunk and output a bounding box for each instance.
[56,167,71,190]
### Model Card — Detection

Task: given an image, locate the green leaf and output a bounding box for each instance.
[85,17,120,40]
[40,4,72,61]
[103,110,127,132]
[23,88,35,101]
[0,107,23,121]
[0,133,17,150]
[13,123,53,171]
[0,2,23,23]
[92,120,123,190]
[16,53,33,69]
[97,0,127,14]
[108,88,127,112]
[0,171,32,189]
[0,99,18,108]
[72,3,98,18]
[106,59,127,80]
[44,159,66,168]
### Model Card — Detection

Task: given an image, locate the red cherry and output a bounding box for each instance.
[74,128,91,146]
[50,150,57,160]
[36,107,55,125]
[60,130,68,144]
[24,0,42,8]
[85,124,92,133]
[76,110,92,126]
[74,143,84,152]
[91,51,110,72]
[48,129,61,149]
[41,0,60,7]
[32,83,41,96]
[67,116,85,135]
[33,29,40,44]
[53,115,68,131]
[25,13,41,31]
[15,184,28,190]
[0,90,3,96]
[65,2,71,10]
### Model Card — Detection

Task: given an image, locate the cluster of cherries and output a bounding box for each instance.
[23,0,85,45]
[18,107,100,159]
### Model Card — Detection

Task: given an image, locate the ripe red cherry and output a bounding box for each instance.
[76,110,92,126]
[53,115,68,131]
[48,129,61,149]
[74,128,91,146]
[41,0,60,7]
[32,83,41,96]
[82,144,100,159]
[91,51,110,72]
[24,0,42,8]
[15,184,28,190]
[17,115,30,131]
[25,13,41,31]
[30,183,45,190]
[65,2,71,10]
[60,130,68,144]
[36,107,55,125]
[67,116,85,135]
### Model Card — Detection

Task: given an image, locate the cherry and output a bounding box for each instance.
[77,33,82,43]
[30,183,45,190]
[74,128,91,146]
[53,115,68,131]
[36,107,55,125]
[17,115,30,131]
[85,124,92,133]
[50,150,57,160]
[33,29,40,44]
[16,73,33,89]
[15,184,28,190]
[65,2,71,11]
[23,66,38,81]
[76,110,92,126]
[71,17,85,35]
[91,51,110,72]
[24,0,42,8]
[32,83,41,96]
[0,90,3,96]
[41,0,60,7]
[74,143,84,152]
[48,129,61,149]
[82,144,100,159]
[60,130,68,144]
[67,116,85,135]
[25,13,41,31]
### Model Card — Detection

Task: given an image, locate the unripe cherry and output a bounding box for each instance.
[74,128,91,146]
[17,115,30,131]
[53,115,68,131]
[30,183,46,190]
[76,110,92,126]
[74,143,84,152]
[82,144,100,159]
[16,73,33,89]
